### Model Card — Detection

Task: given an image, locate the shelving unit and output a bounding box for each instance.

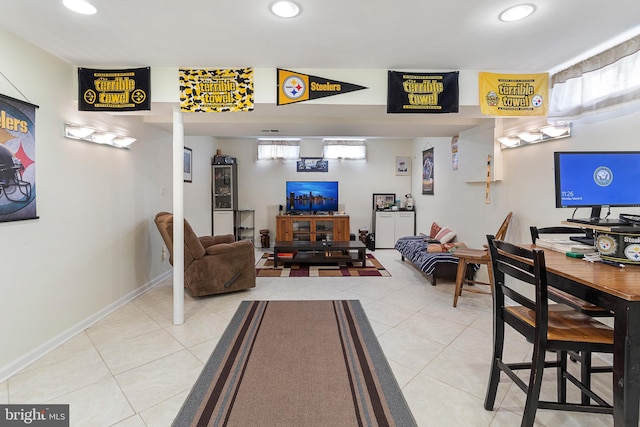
[276,215,350,242]
[235,210,255,244]
[212,163,238,235]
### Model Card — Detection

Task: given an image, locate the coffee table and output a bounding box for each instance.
[273,240,367,268]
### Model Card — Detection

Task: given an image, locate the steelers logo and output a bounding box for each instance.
[131,89,146,104]
[283,76,306,100]
[593,166,613,187]
[596,234,617,255]
[83,89,97,105]
[531,94,543,108]
[624,244,640,262]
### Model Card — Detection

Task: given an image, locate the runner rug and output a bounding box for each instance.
[172,300,416,427]
[255,253,391,277]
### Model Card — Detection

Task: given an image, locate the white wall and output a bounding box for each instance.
[0,28,178,379]
[215,137,414,241]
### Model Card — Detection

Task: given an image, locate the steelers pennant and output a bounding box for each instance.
[277,69,367,105]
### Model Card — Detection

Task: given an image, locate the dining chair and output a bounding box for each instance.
[452,212,512,307]
[530,226,614,405]
[484,235,613,426]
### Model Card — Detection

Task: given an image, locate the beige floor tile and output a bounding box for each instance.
[139,390,190,427]
[115,350,202,412]
[94,328,184,375]
[377,327,446,370]
[0,381,7,404]
[48,377,133,427]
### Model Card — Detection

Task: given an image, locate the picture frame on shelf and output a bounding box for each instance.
[373,193,396,210]
[184,147,193,182]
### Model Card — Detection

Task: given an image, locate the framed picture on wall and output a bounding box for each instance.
[296,157,328,172]
[184,147,193,182]
[422,148,434,195]
[395,156,410,176]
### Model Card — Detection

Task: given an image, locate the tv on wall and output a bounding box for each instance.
[286,181,338,213]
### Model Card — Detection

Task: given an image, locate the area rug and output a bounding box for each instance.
[172,300,416,427]
[255,252,391,277]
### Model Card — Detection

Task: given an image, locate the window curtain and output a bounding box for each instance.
[322,139,367,159]
[257,139,300,160]
[549,35,640,122]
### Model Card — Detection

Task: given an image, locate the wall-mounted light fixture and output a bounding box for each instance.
[64,123,136,149]
[497,123,571,148]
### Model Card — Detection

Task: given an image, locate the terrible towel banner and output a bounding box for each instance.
[277,69,367,105]
[0,94,37,223]
[78,67,150,111]
[478,72,549,116]
[180,68,254,113]
[387,71,459,113]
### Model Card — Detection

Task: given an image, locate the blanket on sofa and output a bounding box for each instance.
[395,236,461,276]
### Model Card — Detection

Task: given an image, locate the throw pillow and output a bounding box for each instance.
[435,226,456,244]
[430,221,442,238]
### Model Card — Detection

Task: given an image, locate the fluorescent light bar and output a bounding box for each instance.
[64,123,135,149]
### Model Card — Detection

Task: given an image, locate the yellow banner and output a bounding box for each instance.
[478,72,548,116]
[180,68,254,113]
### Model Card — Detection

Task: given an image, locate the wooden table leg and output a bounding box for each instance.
[453,258,467,307]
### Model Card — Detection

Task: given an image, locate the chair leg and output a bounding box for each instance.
[557,350,567,403]
[521,342,545,427]
[453,259,467,307]
[581,351,592,405]
[484,312,505,410]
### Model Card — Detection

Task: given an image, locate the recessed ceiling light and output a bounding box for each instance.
[63,0,97,15]
[499,4,536,22]
[270,1,301,18]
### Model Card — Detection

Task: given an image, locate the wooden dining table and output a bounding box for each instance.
[528,246,640,426]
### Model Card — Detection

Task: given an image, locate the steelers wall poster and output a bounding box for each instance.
[479,72,548,116]
[78,67,150,111]
[180,68,254,113]
[387,71,459,113]
[0,94,37,223]
[277,69,367,106]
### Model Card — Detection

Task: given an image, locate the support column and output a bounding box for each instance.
[172,107,185,325]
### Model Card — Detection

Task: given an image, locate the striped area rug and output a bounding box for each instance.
[255,253,391,277]
[173,300,416,427]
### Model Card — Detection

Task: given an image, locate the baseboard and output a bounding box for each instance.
[0,270,173,384]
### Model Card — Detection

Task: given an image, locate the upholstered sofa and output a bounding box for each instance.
[154,212,256,297]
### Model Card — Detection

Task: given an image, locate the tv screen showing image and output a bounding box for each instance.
[286,181,338,213]
[554,151,640,210]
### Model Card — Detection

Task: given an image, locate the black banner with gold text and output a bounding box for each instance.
[78,67,150,111]
[387,71,459,113]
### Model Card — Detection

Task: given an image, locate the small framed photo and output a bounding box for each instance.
[297,157,328,172]
[395,156,410,176]
[184,147,193,182]
[373,193,396,210]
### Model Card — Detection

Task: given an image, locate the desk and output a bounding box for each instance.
[531,246,640,426]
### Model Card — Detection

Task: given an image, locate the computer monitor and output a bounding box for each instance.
[554,151,640,224]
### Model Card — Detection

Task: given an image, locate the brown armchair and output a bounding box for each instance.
[154,212,256,297]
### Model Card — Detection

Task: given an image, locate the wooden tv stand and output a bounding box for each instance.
[276,215,350,242]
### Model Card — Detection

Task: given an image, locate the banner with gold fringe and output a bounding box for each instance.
[478,72,548,116]
[78,67,150,111]
[387,71,459,113]
[180,68,254,113]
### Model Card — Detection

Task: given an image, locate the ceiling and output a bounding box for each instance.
[2,0,640,138]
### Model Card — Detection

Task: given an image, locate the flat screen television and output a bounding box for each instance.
[286,181,338,213]
[554,151,640,224]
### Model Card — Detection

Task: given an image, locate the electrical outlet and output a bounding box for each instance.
[161,245,168,261]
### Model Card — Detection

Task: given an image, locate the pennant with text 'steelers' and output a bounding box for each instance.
[478,72,549,116]
[78,67,150,111]
[277,69,367,105]
[387,71,459,113]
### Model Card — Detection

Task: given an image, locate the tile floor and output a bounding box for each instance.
[0,249,615,426]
